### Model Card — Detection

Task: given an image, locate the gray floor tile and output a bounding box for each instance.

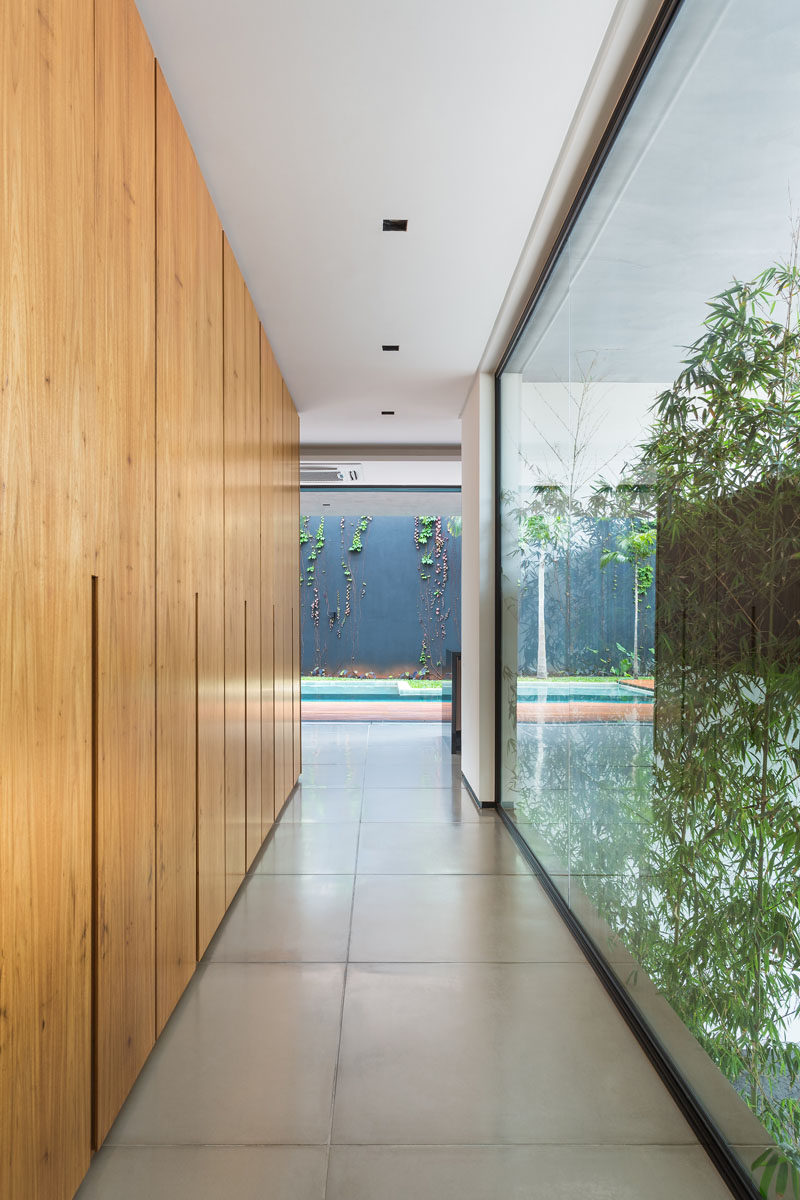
[80,721,736,1200]
[282,788,364,823]
[301,720,370,745]
[256,822,360,874]
[300,744,369,766]
[357,822,529,875]
[76,1147,327,1200]
[299,762,365,787]
[205,874,353,962]
[363,762,460,789]
[325,1145,732,1200]
[107,963,344,1145]
[332,962,694,1145]
[361,787,484,823]
[349,875,583,962]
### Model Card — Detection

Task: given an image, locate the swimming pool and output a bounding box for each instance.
[302,679,447,703]
[301,679,652,703]
[517,681,653,704]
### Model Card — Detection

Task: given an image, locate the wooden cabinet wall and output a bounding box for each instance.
[260,330,278,834]
[223,237,262,898]
[93,0,156,1147]
[0,1,301,1196]
[0,1,94,1196]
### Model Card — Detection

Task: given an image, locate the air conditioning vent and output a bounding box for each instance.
[300,462,362,484]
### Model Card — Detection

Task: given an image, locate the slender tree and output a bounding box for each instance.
[600,520,656,678]
[519,509,559,678]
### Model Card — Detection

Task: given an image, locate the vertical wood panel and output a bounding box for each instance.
[156,66,225,1019]
[155,65,195,1031]
[194,215,225,958]
[260,329,276,834]
[271,357,285,818]
[0,0,94,1196]
[292,405,302,781]
[244,300,262,869]
[281,382,294,805]
[274,382,285,812]
[93,0,156,1146]
[223,239,261,885]
[223,237,246,901]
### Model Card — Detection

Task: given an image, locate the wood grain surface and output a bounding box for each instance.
[260,329,277,833]
[0,1,94,1195]
[93,0,156,1147]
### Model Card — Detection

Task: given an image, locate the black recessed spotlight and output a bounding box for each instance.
[381,410,395,416]
[382,218,408,232]
[382,344,399,352]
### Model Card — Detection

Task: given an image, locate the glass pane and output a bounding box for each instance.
[498,0,800,1191]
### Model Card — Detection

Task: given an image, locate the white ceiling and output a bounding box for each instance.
[134,0,622,447]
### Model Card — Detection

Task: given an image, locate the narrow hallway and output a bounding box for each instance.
[77,722,731,1199]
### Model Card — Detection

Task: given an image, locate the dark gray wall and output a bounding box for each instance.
[300,514,461,677]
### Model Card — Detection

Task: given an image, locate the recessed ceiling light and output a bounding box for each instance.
[382,344,399,352]
[382,218,408,232]
[381,410,395,416]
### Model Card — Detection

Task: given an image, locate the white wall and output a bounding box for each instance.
[460,372,495,803]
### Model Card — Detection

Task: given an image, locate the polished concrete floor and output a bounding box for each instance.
[77,722,733,1199]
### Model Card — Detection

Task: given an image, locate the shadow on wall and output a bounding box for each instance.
[300,514,461,678]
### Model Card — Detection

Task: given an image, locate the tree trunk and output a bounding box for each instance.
[564,525,572,674]
[537,550,548,679]
[633,561,640,678]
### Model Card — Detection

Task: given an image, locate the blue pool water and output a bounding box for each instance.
[301,680,652,703]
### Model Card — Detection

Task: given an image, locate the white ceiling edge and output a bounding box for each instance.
[299,412,461,449]
[472,0,667,391]
[301,489,461,517]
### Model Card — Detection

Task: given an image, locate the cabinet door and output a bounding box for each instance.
[0,1,94,1196]
[93,0,156,1146]
[155,66,224,1026]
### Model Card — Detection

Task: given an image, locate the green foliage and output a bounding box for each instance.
[502,257,800,1195]
[415,515,436,546]
[446,515,462,538]
[636,259,800,1185]
[600,522,656,596]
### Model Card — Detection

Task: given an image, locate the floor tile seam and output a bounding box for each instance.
[220,871,356,878]
[343,958,594,966]
[324,1140,705,1149]
[257,872,363,876]
[322,728,369,1197]
[341,959,595,969]
[358,819,495,825]
[100,1141,331,1150]
[197,960,349,971]
[205,957,352,965]
[355,873,534,883]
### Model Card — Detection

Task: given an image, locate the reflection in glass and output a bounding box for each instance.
[497,0,800,1190]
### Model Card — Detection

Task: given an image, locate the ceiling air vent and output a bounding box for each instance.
[382,218,408,232]
[382,344,400,352]
[300,462,362,484]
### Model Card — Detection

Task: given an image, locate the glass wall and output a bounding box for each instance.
[498,0,800,1192]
